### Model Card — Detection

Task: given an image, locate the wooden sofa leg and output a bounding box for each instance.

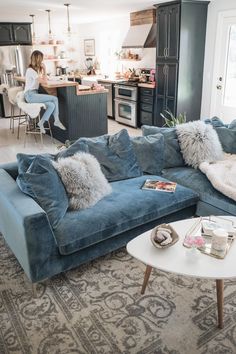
[31,283,37,298]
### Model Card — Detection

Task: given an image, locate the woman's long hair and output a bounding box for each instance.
[29,50,44,73]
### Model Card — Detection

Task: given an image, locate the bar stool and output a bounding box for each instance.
[8,86,26,139]
[16,92,54,146]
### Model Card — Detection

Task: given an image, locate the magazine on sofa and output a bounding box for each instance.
[141,179,177,193]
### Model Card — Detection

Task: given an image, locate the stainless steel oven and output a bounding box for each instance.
[114,98,137,127]
[114,83,138,127]
[114,84,138,101]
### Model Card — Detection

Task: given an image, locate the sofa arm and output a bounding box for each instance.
[0,161,19,180]
[0,169,57,282]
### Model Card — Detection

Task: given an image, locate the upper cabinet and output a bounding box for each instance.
[0,23,32,46]
[154,0,210,127]
[12,24,32,45]
[156,3,180,61]
[0,24,14,45]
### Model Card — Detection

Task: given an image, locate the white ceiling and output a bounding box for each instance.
[0,0,163,24]
[0,0,211,24]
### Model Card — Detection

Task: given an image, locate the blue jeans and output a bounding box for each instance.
[24,90,59,123]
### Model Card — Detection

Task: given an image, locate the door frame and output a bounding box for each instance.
[210,9,236,117]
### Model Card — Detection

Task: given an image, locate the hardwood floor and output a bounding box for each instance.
[0,117,141,164]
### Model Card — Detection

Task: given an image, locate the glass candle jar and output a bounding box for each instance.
[212,229,228,252]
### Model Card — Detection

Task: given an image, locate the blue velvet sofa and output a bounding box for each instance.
[0,119,234,284]
[0,129,198,284]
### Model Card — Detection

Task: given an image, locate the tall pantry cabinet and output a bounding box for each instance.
[154,0,210,126]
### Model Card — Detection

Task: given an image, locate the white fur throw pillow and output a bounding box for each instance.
[176,121,223,168]
[53,152,112,210]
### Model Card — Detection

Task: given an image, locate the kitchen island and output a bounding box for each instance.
[15,77,108,143]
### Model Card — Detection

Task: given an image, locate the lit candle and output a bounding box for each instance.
[212,229,228,252]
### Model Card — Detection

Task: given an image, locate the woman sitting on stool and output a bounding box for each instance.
[24,50,66,134]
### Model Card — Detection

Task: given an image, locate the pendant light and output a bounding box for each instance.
[45,9,53,40]
[29,14,36,43]
[64,4,72,37]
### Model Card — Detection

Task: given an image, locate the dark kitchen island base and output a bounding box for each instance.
[41,85,108,143]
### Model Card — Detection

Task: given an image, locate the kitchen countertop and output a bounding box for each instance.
[77,86,108,96]
[138,83,155,89]
[15,76,108,95]
[15,76,78,88]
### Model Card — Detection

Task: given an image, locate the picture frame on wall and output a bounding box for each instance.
[84,39,95,56]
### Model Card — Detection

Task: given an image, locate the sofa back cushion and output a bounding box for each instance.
[142,125,185,168]
[16,154,68,228]
[131,133,164,175]
[204,117,236,154]
[57,129,142,182]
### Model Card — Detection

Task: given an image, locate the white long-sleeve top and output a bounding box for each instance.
[24,68,39,93]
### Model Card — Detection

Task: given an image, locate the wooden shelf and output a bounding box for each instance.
[43,58,70,62]
[33,44,63,47]
[118,58,142,61]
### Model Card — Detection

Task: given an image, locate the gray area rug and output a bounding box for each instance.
[0,234,236,354]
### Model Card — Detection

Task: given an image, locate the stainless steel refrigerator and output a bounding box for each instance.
[0,45,32,117]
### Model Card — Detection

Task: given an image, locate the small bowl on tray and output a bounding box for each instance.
[150,223,179,249]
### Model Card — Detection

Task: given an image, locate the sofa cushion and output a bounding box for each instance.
[161,167,236,215]
[54,175,198,255]
[57,129,142,182]
[16,154,68,228]
[131,133,164,174]
[204,117,236,154]
[215,127,236,154]
[17,153,55,174]
[142,125,185,168]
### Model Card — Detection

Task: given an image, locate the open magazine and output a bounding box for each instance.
[142,179,177,193]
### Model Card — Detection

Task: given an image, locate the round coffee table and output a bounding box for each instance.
[126,217,236,329]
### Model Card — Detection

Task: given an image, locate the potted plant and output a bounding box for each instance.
[161,109,186,127]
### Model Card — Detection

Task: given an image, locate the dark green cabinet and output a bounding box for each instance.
[139,87,155,126]
[156,3,180,61]
[0,23,32,46]
[12,24,32,44]
[154,0,209,126]
[0,24,13,45]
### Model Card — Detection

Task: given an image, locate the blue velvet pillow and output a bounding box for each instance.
[204,117,236,154]
[142,125,185,168]
[215,126,236,154]
[57,129,142,181]
[17,153,55,174]
[16,154,68,228]
[131,133,164,175]
[204,116,225,127]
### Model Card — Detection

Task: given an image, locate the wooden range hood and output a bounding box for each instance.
[122,9,157,48]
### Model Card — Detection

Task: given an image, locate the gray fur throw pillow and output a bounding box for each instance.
[53,152,112,210]
[176,121,223,168]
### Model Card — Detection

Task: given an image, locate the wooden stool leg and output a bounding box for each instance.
[141,265,152,295]
[48,121,54,144]
[12,106,15,133]
[216,279,224,329]
[17,109,22,139]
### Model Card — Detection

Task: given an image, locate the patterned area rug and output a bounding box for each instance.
[0,234,236,354]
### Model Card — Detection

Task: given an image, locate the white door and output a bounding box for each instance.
[212,15,236,123]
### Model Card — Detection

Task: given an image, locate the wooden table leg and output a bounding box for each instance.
[141,265,152,295]
[216,279,224,329]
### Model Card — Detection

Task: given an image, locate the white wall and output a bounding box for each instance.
[76,17,156,75]
[201,0,236,118]
[33,16,156,76]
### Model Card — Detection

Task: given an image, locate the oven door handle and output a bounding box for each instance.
[114,85,137,91]
[114,99,136,106]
